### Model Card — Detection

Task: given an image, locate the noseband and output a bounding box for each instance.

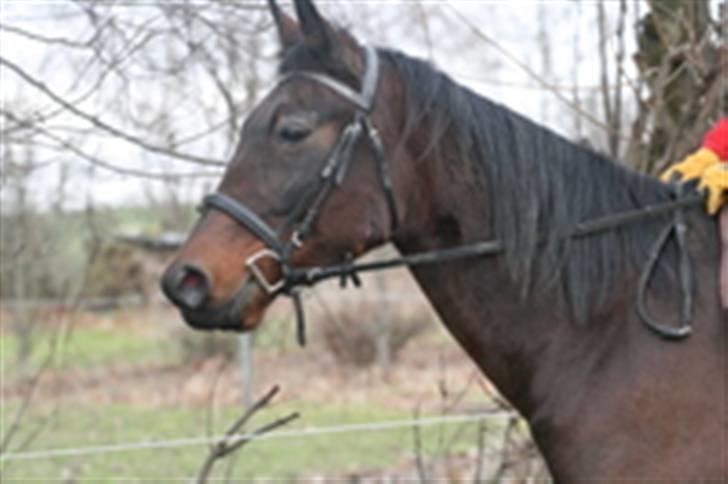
[201,46,398,345]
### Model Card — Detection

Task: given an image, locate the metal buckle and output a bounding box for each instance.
[245,249,285,295]
[291,230,304,249]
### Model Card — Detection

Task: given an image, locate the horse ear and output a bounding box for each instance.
[268,0,302,49]
[292,0,364,74]
[293,0,334,51]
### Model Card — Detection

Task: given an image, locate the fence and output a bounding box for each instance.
[0,412,515,462]
[1,277,545,480]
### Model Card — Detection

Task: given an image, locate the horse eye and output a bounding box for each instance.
[276,122,312,143]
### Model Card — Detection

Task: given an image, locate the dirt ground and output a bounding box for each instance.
[3,323,487,412]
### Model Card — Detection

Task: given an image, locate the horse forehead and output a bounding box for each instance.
[245,80,334,129]
[244,88,286,130]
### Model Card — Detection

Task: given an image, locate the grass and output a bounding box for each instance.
[1,308,304,378]
[1,325,178,377]
[0,401,496,481]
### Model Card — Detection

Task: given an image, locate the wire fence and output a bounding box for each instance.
[0,411,515,462]
[0,290,426,310]
[1,269,520,474]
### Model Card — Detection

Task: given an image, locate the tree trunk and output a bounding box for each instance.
[626,0,724,174]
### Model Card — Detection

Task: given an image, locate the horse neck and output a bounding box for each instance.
[392,143,555,415]
[389,114,720,421]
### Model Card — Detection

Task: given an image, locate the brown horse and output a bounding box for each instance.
[161,0,726,480]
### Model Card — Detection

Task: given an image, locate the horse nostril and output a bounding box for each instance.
[161,263,211,311]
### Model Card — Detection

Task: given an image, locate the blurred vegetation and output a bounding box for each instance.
[1,204,195,302]
[321,305,433,369]
[0,325,178,375]
[0,202,195,371]
[172,329,241,364]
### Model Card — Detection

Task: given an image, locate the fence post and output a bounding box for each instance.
[238,333,255,407]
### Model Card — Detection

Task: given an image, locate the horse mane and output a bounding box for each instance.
[378,48,681,322]
[275,33,685,322]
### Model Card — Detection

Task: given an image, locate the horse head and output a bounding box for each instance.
[161,0,407,332]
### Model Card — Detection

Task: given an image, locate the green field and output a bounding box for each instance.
[1,325,178,375]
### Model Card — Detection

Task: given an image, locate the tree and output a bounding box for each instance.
[627,0,725,174]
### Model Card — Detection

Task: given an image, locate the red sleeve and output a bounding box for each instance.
[702,117,728,162]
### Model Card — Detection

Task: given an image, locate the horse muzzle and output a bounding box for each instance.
[161,263,270,331]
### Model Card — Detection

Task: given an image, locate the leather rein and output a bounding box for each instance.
[201,45,705,346]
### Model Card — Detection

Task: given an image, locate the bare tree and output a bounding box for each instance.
[626,0,724,174]
[1,140,63,372]
[1,2,274,203]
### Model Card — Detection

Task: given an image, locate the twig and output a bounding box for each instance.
[195,385,299,484]
[412,406,430,484]
[1,110,220,180]
[0,353,53,456]
[0,212,105,475]
[491,415,520,481]
[0,22,102,49]
[445,4,632,143]
[597,1,614,151]
[472,418,487,484]
[0,56,225,167]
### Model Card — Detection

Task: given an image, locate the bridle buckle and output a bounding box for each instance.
[245,248,285,295]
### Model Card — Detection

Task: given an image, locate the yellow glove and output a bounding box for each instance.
[660,148,721,183]
[698,163,728,215]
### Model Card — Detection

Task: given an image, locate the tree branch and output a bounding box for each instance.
[0,56,225,167]
[0,22,101,49]
[1,110,220,180]
[195,385,299,484]
[446,5,633,143]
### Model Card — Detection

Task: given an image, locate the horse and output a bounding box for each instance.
[160,0,726,480]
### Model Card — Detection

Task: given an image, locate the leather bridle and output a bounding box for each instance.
[199,45,706,346]
[201,46,398,345]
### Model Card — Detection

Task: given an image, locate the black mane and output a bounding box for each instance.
[379,48,680,321]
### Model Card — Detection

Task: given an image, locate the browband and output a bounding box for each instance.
[279,45,379,112]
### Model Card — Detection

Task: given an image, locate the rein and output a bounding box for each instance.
[289,191,703,342]
[201,45,705,345]
[290,194,704,287]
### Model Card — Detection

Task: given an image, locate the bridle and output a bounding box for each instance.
[201,45,398,345]
[200,45,706,346]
